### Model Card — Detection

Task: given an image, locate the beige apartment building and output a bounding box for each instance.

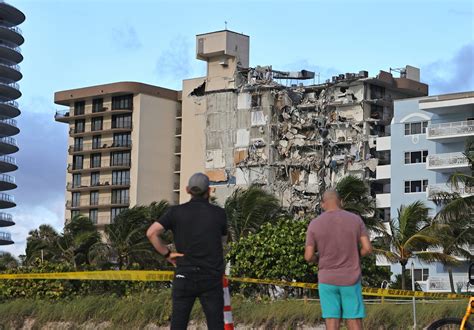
[54,82,181,226]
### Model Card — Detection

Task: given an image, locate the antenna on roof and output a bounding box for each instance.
[225,21,228,30]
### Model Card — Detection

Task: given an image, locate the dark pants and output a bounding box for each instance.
[171,266,224,330]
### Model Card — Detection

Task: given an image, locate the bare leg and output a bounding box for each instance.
[346,318,363,330]
[325,318,341,330]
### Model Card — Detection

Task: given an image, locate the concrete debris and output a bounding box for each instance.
[204,66,401,215]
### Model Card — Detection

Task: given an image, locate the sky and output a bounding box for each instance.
[2,0,473,257]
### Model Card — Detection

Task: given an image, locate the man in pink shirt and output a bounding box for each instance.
[305,190,373,330]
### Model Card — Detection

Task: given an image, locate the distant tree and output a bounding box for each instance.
[25,224,61,264]
[0,252,18,271]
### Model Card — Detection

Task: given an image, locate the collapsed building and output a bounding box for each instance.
[179,30,428,217]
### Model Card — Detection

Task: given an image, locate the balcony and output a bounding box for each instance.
[427,120,474,143]
[0,174,16,190]
[376,193,391,208]
[0,79,20,99]
[0,59,21,81]
[0,231,13,245]
[375,165,391,180]
[0,41,22,63]
[69,124,132,137]
[426,152,470,172]
[55,106,130,123]
[0,137,18,154]
[0,155,17,172]
[0,100,20,117]
[66,197,130,210]
[67,180,131,192]
[0,24,24,45]
[67,162,131,174]
[68,141,132,155]
[0,116,19,136]
[426,183,473,200]
[0,193,15,208]
[0,212,13,226]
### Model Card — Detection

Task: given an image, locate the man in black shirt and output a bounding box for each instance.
[147,173,228,330]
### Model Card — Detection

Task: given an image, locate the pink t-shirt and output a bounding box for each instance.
[306,209,368,286]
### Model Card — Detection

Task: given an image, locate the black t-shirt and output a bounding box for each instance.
[157,197,228,276]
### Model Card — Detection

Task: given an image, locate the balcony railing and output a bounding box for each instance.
[427,152,469,169]
[69,141,132,153]
[427,120,474,139]
[1,100,18,108]
[0,80,19,90]
[67,197,130,208]
[0,174,14,184]
[0,137,17,146]
[0,155,16,165]
[427,183,473,200]
[0,60,20,71]
[0,41,21,53]
[0,193,14,203]
[0,232,11,241]
[0,212,13,223]
[67,180,131,190]
[0,116,17,127]
[0,24,22,35]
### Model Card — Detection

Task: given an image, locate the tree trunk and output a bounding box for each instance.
[401,263,406,290]
[448,266,455,293]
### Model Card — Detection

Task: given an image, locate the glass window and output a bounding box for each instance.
[74,119,85,133]
[111,207,127,222]
[91,117,103,131]
[90,191,99,206]
[113,133,131,147]
[112,94,133,110]
[422,121,428,134]
[110,151,131,166]
[112,114,132,129]
[90,153,101,168]
[74,101,85,115]
[72,192,81,207]
[404,121,429,135]
[411,151,422,163]
[92,135,101,149]
[73,155,83,170]
[404,181,410,193]
[422,151,428,163]
[71,210,80,218]
[112,170,130,185]
[92,98,104,113]
[404,123,410,135]
[423,179,428,192]
[73,137,83,151]
[405,150,428,164]
[405,180,428,193]
[112,189,129,204]
[72,174,81,188]
[404,152,410,164]
[91,172,100,186]
[89,209,98,224]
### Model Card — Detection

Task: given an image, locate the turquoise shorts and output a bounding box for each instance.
[319,281,366,319]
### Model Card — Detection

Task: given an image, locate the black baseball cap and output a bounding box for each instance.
[188,172,210,194]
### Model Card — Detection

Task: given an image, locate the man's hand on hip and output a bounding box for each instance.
[167,252,184,266]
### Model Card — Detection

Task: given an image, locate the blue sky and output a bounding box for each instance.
[2,0,473,256]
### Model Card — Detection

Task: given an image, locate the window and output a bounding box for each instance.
[370,105,384,120]
[92,135,101,149]
[404,180,428,193]
[404,121,428,135]
[113,133,131,147]
[405,268,429,282]
[112,189,129,204]
[90,191,99,206]
[91,172,100,186]
[112,94,133,110]
[72,174,81,188]
[91,117,103,131]
[89,209,98,224]
[370,85,385,99]
[404,150,428,164]
[92,98,104,113]
[251,94,261,107]
[90,153,101,168]
[74,119,85,133]
[72,155,83,170]
[110,151,131,166]
[112,170,130,185]
[73,137,83,151]
[71,210,80,218]
[72,192,81,207]
[74,101,85,115]
[112,114,132,129]
[111,207,127,222]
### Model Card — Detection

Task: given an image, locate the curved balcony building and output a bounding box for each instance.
[0,1,24,246]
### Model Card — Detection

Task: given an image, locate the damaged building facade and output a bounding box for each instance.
[180,30,428,218]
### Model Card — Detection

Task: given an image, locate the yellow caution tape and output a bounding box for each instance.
[0,271,468,299]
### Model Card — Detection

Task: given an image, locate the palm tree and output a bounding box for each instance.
[57,215,100,269]
[25,224,61,264]
[373,201,457,290]
[224,185,284,242]
[90,202,170,269]
[335,175,384,233]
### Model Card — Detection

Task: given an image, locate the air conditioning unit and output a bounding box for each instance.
[219,57,228,67]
